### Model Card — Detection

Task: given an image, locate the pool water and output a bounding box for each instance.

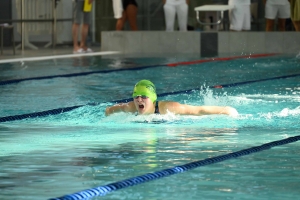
[0,53,300,200]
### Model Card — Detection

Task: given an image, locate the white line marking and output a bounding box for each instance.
[0,51,120,64]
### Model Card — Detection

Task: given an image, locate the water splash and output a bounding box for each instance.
[278,106,300,117]
[260,106,300,119]
[296,51,300,59]
[101,111,180,124]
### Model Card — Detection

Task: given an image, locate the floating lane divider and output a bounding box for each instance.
[0,53,278,86]
[158,73,300,95]
[166,53,278,67]
[49,135,300,200]
[211,72,300,88]
[1,72,300,123]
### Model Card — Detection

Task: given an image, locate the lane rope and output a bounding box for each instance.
[1,72,300,123]
[166,53,277,67]
[49,135,300,200]
[0,53,277,86]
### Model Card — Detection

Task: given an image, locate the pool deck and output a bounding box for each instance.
[0,44,102,61]
[1,31,300,61]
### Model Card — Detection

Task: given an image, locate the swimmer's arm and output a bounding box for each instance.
[105,101,136,116]
[161,102,238,116]
[195,106,239,116]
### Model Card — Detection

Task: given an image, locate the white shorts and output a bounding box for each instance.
[112,0,123,19]
[265,3,291,19]
[229,4,251,31]
[166,0,186,6]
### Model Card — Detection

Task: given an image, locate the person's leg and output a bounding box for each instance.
[277,18,286,31]
[229,4,243,31]
[163,3,176,31]
[79,10,93,51]
[265,3,277,31]
[116,11,127,30]
[72,23,80,51]
[277,3,290,31]
[125,4,138,30]
[241,5,251,31]
[72,1,83,52]
[292,21,300,31]
[80,23,89,50]
[176,2,188,31]
[265,19,275,31]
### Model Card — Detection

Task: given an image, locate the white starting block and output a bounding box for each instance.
[194,5,234,29]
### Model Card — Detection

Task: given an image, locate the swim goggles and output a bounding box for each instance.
[134,95,149,99]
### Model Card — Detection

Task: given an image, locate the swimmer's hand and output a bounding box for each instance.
[225,107,239,117]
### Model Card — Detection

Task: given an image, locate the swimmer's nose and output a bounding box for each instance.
[136,96,143,101]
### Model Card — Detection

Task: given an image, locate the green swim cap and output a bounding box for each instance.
[132,80,157,102]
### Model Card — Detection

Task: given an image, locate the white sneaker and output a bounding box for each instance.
[85,48,93,53]
[73,48,84,54]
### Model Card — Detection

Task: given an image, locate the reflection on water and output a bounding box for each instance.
[1,55,300,199]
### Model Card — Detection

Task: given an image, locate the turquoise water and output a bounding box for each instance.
[0,54,300,200]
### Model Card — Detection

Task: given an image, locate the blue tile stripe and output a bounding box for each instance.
[0,65,165,86]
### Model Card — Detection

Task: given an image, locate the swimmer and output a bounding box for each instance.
[105,80,238,116]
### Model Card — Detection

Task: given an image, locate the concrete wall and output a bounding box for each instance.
[101,31,300,56]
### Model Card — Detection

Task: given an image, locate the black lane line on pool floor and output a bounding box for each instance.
[49,135,300,200]
[1,72,300,123]
[0,65,164,86]
[0,53,277,86]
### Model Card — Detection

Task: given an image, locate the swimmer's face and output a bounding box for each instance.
[133,95,154,115]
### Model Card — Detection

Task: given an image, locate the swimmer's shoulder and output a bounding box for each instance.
[124,101,137,112]
[157,101,180,114]
[114,101,136,112]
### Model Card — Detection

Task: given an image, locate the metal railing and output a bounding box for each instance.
[0,0,72,50]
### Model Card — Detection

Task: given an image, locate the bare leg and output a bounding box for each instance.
[72,23,80,51]
[116,11,127,30]
[126,4,138,30]
[80,23,89,50]
[265,19,275,31]
[277,18,286,31]
[292,20,300,31]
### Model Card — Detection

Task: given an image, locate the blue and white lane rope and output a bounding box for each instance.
[49,135,300,200]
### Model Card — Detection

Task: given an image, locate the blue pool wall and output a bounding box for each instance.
[101,31,300,56]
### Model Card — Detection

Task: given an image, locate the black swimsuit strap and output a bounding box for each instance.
[155,101,160,114]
